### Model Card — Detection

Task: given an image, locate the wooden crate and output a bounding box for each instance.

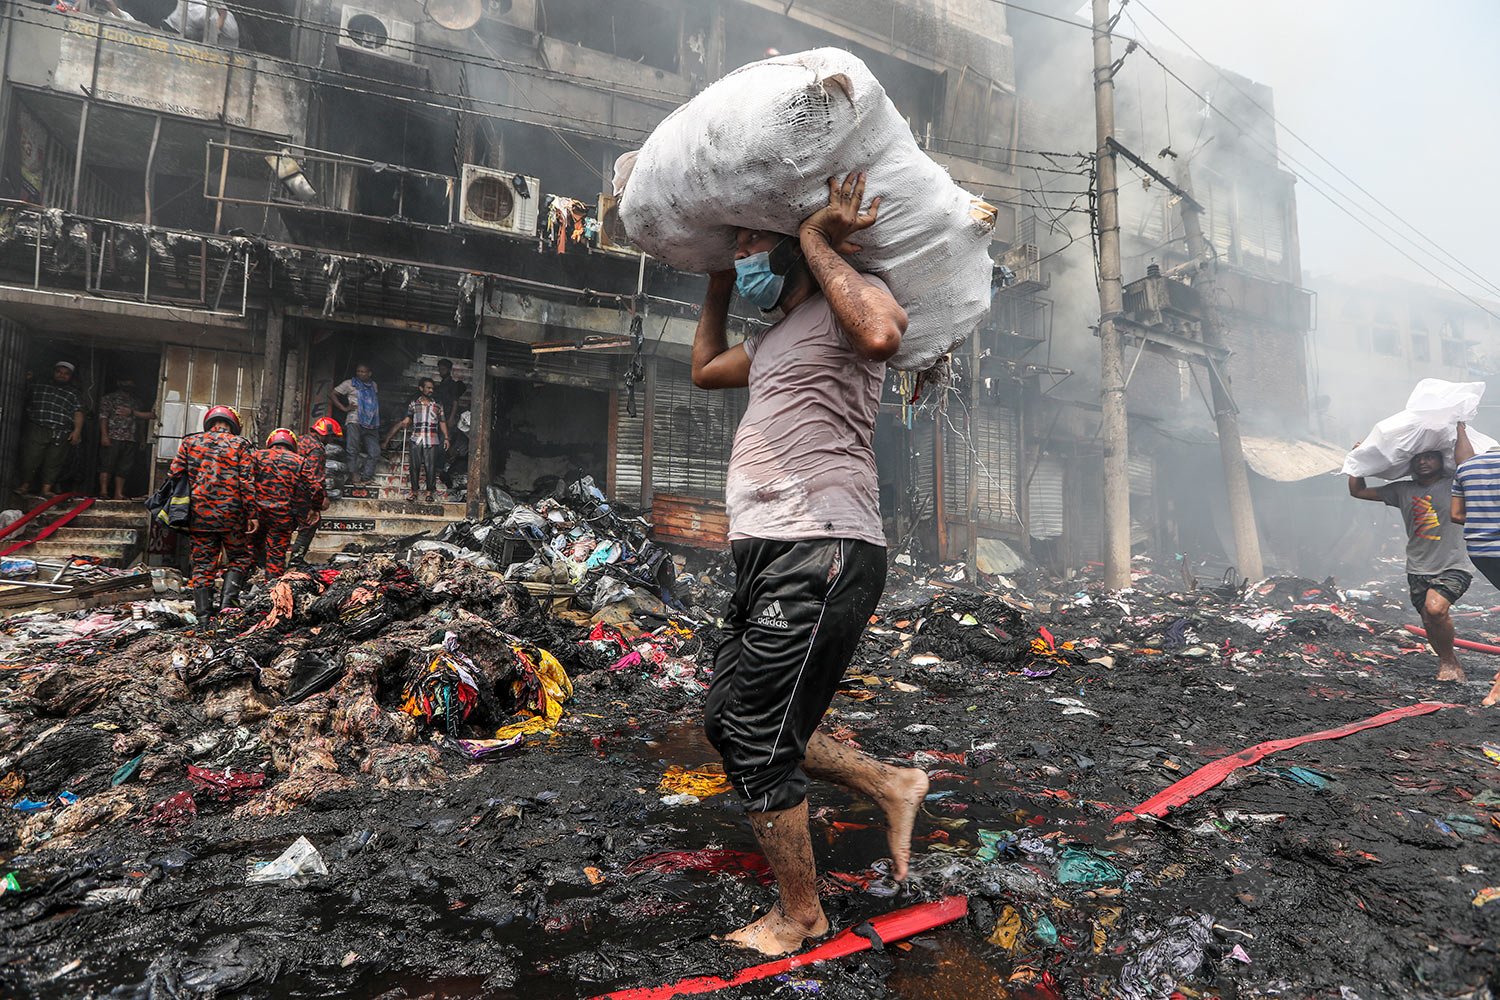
[651,493,729,550]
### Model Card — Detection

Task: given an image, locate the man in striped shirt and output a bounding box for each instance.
[1451,422,1500,706]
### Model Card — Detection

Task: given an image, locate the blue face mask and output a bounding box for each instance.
[734,251,786,311]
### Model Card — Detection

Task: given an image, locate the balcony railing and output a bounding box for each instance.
[0,200,252,316]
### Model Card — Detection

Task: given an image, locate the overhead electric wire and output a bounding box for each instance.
[1131,0,1500,302]
[176,0,689,108]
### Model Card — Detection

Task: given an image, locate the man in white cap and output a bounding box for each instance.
[16,361,86,498]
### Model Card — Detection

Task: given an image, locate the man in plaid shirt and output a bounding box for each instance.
[383,377,449,503]
[16,362,86,497]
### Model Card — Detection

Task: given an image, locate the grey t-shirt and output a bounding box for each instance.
[1378,476,1468,575]
[725,275,887,547]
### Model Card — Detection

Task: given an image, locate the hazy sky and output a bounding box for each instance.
[1111,0,1500,300]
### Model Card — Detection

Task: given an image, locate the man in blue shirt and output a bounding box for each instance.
[1451,421,1500,706]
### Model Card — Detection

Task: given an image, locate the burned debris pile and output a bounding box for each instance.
[1,508,1498,998]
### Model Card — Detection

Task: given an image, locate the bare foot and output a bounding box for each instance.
[1483,678,1500,706]
[878,767,929,881]
[1437,661,1467,683]
[720,902,828,956]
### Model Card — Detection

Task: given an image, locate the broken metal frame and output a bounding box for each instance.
[1,200,251,316]
[203,140,459,225]
[1114,315,1238,422]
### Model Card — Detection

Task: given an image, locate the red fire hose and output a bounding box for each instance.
[0,495,95,559]
[590,895,970,1000]
[1404,624,1500,655]
[1115,701,1460,825]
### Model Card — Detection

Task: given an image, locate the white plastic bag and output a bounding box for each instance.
[617,48,997,372]
[246,835,327,883]
[1342,379,1498,480]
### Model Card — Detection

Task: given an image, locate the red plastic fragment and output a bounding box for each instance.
[1115,701,1460,824]
[186,766,266,802]
[145,791,198,827]
[623,849,774,884]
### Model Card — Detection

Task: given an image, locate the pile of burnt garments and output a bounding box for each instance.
[436,477,688,616]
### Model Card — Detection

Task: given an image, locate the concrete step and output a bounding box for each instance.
[26,540,135,564]
[43,526,140,545]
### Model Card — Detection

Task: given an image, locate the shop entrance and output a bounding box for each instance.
[8,335,162,500]
[302,326,476,501]
[491,378,610,498]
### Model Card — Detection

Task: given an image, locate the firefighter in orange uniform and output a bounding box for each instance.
[288,416,337,565]
[252,428,314,581]
[169,405,256,619]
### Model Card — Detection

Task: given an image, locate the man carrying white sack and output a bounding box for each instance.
[692,172,929,955]
[1349,450,1470,683]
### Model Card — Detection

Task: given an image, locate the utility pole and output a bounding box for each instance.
[1173,164,1266,581]
[1092,0,1132,589]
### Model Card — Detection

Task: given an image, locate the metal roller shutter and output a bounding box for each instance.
[942,404,1020,524]
[614,389,645,506]
[0,319,27,497]
[1027,455,1064,540]
[1128,454,1155,496]
[650,362,747,500]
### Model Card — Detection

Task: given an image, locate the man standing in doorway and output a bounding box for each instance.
[332,362,381,486]
[97,376,155,500]
[692,172,928,955]
[16,361,86,498]
[383,377,448,503]
[433,358,466,494]
[1349,448,1470,683]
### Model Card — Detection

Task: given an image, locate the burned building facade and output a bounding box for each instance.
[0,0,1311,574]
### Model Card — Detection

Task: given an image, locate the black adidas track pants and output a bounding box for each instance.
[704,537,887,814]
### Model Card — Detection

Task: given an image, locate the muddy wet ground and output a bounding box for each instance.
[3,560,1499,999]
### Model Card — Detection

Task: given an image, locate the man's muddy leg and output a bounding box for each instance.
[722,799,829,955]
[1422,589,1465,682]
[804,730,928,880]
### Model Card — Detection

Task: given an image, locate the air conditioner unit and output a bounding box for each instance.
[594,192,641,257]
[458,165,541,237]
[338,4,416,63]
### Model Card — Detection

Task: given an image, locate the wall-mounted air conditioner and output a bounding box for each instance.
[338,4,416,63]
[458,165,541,237]
[594,192,641,257]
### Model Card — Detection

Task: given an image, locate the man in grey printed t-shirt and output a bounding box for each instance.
[1349,448,1470,682]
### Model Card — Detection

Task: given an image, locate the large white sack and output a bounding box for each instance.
[1341,378,1498,480]
[616,48,998,372]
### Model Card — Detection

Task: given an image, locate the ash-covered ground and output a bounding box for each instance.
[2,546,1498,1000]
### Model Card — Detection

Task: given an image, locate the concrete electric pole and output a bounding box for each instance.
[1173,164,1266,581]
[1092,0,1132,589]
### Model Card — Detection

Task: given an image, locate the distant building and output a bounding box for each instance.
[1305,274,1500,445]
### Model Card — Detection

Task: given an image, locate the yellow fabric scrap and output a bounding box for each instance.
[1094,906,1123,953]
[987,905,1023,951]
[494,645,573,740]
[658,764,732,799]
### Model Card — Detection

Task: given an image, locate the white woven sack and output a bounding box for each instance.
[616,48,997,372]
[1341,378,1497,480]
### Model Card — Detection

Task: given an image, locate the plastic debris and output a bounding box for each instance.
[246,836,328,884]
[110,753,145,787]
[1057,847,1123,887]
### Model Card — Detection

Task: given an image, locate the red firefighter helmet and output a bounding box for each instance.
[267,428,298,449]
[310,416,343,438]
[202,405,241,435]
